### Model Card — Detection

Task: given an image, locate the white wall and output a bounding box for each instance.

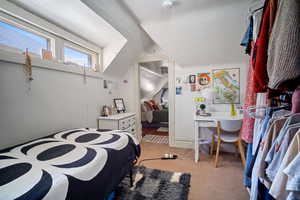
[174,63,247,142]
[0,61,119,149]
[82,0,155,78]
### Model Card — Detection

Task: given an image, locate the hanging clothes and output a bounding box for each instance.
[253,93,268,155]
[250,109,273,200]
[250,109,289,200]
[240,0,264,55]
[252,8,264,42]
[241,16,254,55]
[269,130,300,199]
[252,0,278,93]
[257,118,287,188]
[244,143,254,188]
[241,43,257,143]
[283,148,300,200]
[267,0,300,90]
[292,86,300,114]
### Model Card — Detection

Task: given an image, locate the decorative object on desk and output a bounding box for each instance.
[196,103,211,116]
[212,68,240,104]
[101,105,110,117]
[230,104,237,116]
[114,98,126,113]
[189,74,196,84]
[199,104,206,115]
[176,86,182,95]
[198,87,216,114]
[111,104,117,115]
[194,97,204,116]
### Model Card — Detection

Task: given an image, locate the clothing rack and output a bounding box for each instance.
[250,6,264,14]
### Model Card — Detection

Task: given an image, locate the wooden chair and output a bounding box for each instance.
[211,119,246,168]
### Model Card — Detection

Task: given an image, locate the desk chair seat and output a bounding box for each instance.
[211,119,246,168]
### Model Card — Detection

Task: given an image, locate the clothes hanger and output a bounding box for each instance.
[246,106,267,119]
[248,0,265,14]
[246,105,291,119]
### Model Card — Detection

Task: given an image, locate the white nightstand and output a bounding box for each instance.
[97,113,137,137]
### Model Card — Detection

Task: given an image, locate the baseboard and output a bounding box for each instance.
[170,140,193,149]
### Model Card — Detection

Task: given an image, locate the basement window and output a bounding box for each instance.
[0,20,49,55]
[64,45,97,68]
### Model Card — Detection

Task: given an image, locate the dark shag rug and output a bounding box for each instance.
[115,166,191,200]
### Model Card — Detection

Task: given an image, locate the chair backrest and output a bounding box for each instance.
[218,119,242,132]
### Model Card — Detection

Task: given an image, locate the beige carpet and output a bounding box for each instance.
[139,142,249,200]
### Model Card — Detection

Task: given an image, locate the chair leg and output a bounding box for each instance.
[237,140,246,168]
[214,139,221,168]
[210,135,215,156]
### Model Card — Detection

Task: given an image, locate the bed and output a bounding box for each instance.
[0,128,140,200]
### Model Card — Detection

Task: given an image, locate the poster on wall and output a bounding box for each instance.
[176,77,182,85]
[176,86,182,95]
[212,68,240,104]
[189,75,196,84]
[190,84,196,92]
[197,73,211,91]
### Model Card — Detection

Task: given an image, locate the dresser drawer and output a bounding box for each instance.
[129,124,136,135]
[129,117,136,126]
[119,118,130,130]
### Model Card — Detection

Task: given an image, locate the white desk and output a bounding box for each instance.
[194,112,243,162]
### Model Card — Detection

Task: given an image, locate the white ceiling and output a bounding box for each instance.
[123,0,250,67]
[10,0,123,47]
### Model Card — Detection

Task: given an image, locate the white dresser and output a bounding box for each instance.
[97,113,136,137]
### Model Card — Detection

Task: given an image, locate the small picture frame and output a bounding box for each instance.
[189,75,196,84]
[114,98,126,113]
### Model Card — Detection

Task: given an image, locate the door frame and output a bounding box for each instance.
[133,55,175,146]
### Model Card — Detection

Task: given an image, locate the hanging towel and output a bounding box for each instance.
[267,0,300,89]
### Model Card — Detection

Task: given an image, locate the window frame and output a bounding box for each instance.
[63,42,97,70]
[0,8,102,74]
[0,13,54,57]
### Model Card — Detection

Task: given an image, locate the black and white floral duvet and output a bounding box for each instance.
[0,128,140,200]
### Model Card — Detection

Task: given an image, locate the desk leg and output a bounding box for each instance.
[194,121,199,163]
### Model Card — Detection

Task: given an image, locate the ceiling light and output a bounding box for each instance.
[162,0,176,8]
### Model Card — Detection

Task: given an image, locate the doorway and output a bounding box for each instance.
[139,60,169,144]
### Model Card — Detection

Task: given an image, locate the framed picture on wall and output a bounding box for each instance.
[114,98,126,113]
[189,75,196,84]
[212,68,240,104]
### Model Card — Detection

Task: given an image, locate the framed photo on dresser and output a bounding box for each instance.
[114,98,126,113]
